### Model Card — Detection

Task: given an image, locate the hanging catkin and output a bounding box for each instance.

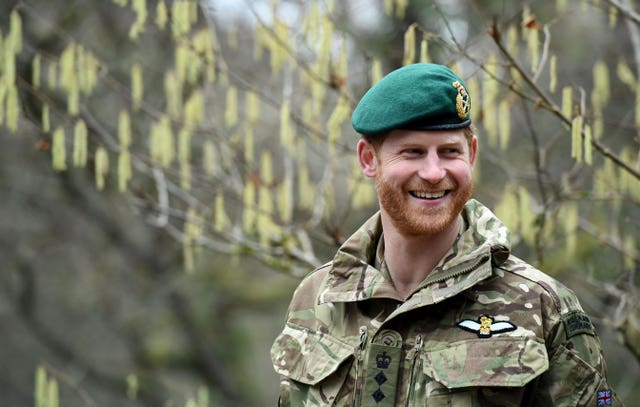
[95,146,109,190]
[52,126,67,171]
[73,119,88,167]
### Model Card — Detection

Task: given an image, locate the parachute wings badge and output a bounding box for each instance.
[457,315,517,338]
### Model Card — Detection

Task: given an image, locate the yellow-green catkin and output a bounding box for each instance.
[617,60,636,89]
[571,115,583,162]
[561,203,579,255]
[549,54,557,93]
[175,42,189,85]
[156,0,168,30]
[257,151,276,239]
[296,142,314,210]
[583,124,592,165]
[6,84,19,133]
[556,0,568,13]
[178,126,191,164]
[419,34,430,63]
[498,99,511,149]
[131,63,143,111]
[184,90,204,127]
[35,366,48,407]
[202,140,217,177]
[371,59,383,85]
[270,18,290,75]
[171,1,192,38]
[73,119,88,167]
[225,86,238,128]
[506,24,519,58]
[126,373,139,400]
[327,95,350,150]
[47,61,58,90]
[59,42,75,93]
[118,150,132,192]
[95,146,109,190]
[164,70,182,118]
[636,83,640,131]
[482,55,499,146]
[495,187,518,235]
[395,0,409,18]
[47,373,59,407]
[52,126,67,171]
[383,0,393,16]
[243,181,257,234]
[182,208,200,272]
[0,81,5,126]
[244,126,255,163]
[180,158,191,192]
[42,103,50,133]
[280,100,293,153]
[77,46,99,95]
[403,24,417,66]
[609,5,618,27]
[518,186,536,246]
[118,110,132,148]
[159,115,176,167]
[9,10,22,54]
[561,86,573,119]
[277,175,293,223]
[526,24,539,73]
[32,53,42,89]
[214,191,230,232]
[592,60,610,110]
[129,0,148,40]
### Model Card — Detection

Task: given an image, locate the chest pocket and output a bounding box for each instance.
[271,324,354,406]
[411,336,548,406]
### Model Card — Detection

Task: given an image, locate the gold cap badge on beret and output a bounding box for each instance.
[452,81,470,120]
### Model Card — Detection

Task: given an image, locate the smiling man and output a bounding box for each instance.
[271,63,622,406]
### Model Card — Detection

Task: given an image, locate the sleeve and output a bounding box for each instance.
[531,295,625,407]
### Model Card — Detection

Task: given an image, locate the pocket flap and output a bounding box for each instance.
[271,324,354,385]
[422,336,548,388]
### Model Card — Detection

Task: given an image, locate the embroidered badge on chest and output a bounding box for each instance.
[457,315,517,338]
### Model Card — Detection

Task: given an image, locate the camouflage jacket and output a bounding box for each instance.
[271,200,623,406]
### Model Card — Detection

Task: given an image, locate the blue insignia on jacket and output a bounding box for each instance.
[457,315,517,338]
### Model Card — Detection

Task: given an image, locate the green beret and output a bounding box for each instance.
[351,63,471,136]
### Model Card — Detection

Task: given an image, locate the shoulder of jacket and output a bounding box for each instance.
[287,261,334,310]
[497,255,582,315]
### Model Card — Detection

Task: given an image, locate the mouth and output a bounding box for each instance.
[409,190,449,200]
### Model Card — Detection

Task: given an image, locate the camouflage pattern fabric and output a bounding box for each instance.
[271,199,623,406]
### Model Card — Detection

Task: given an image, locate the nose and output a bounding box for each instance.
[417,154,446,184]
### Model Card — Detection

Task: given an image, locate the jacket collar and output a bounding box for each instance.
[319,199,512,306]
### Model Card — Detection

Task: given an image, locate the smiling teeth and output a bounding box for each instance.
[413,191,446,199]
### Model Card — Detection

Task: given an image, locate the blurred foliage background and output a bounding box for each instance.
[0,0,638,406]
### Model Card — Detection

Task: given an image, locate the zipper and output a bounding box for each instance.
[352,326,368,407]
[405,334,423,407]
[424,254,490,286]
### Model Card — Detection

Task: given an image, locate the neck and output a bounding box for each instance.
[381,214,461,300]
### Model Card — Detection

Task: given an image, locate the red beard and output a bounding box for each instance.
[376,175,472,236]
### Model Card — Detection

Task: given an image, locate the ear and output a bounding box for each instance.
[469,136,478,168]
[357,139,378,178]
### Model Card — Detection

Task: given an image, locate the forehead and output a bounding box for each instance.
[383,129,467,146]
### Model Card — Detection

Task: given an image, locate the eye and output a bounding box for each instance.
[440,147,462,157]
[401,148,424,157]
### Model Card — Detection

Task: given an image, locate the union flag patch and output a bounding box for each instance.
[597,390,612,406]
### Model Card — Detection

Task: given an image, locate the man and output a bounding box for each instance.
[271,63,622,406]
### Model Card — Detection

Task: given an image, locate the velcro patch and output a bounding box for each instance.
[561,310,596,339]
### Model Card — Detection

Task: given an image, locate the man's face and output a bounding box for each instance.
[358,129,477,236]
